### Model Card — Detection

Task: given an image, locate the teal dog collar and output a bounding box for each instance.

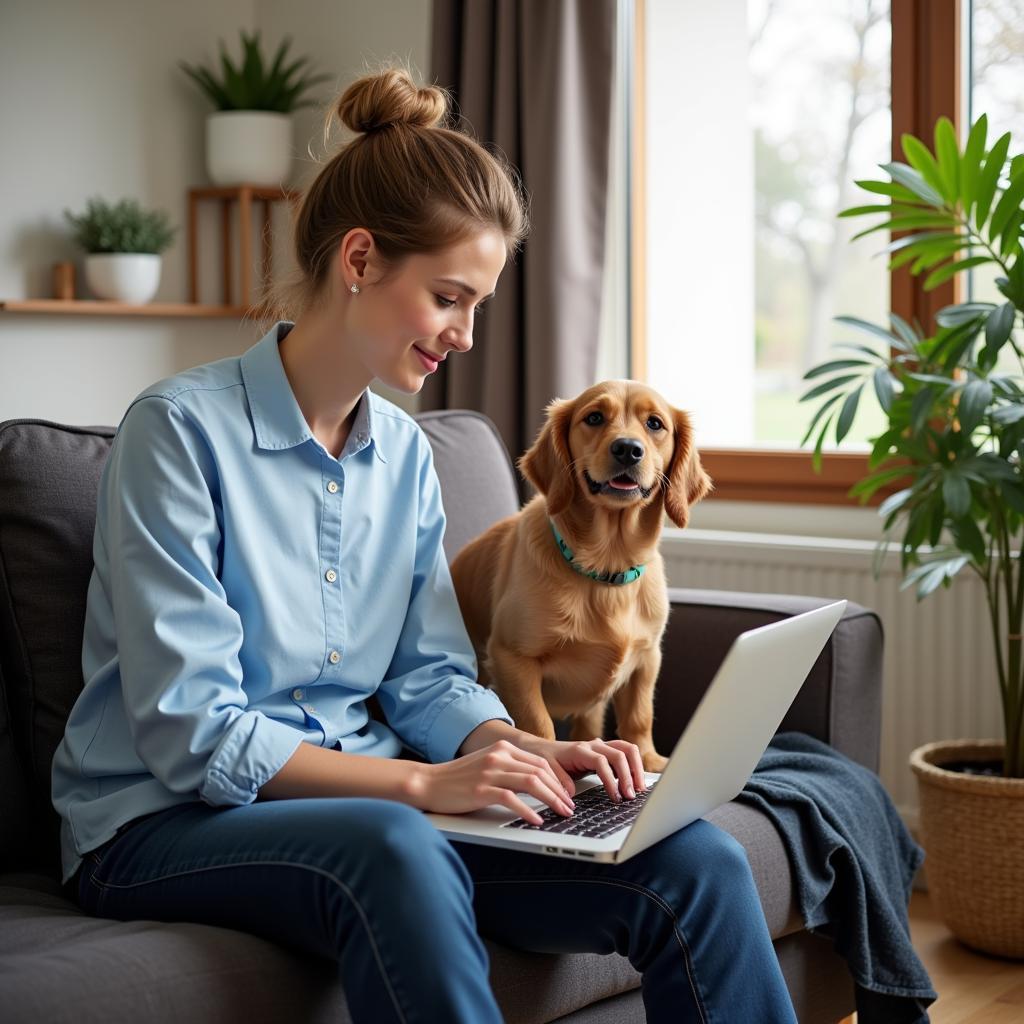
[549,519,646,586]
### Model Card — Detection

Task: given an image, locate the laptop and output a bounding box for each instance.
[426,599,847,863]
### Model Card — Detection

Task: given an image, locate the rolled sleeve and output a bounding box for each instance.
[103,395,303,805]
[202,709,305,805]
[418,687,516,765]
[376,432,513,762]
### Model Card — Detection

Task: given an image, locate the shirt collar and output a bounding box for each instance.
[240,321,387,463]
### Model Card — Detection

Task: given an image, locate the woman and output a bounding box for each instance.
[52,66,798,1023]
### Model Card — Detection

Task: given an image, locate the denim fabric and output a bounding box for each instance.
[74,800,798,1024]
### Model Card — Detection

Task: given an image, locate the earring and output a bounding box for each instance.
[350,283,360,294]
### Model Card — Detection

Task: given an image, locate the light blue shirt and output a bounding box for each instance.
[51,321,512,885]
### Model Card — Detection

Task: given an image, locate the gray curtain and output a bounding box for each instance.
[424,0,617,472]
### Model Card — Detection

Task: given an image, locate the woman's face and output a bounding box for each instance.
[350,228,507,394]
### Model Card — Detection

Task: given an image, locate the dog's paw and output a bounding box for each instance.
[641,751,668,773]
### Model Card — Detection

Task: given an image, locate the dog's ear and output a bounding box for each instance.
[663,408,713,528]
[518,397,577,516]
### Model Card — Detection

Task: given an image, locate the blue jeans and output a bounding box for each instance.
[73,798,798,1024]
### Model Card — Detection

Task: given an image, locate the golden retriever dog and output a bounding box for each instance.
[450,380,712,772]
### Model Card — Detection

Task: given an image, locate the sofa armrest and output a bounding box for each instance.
[649,589,883,773]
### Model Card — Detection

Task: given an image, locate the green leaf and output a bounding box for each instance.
[879,487,915,518]
[936,302,995,327]
[902,556,970,597]
[835,385,863,443]
[811,414,834,472]
[855,178,932,203]
[950,516,987,565]
[902,133,950,202]
[873,365,897,412]
[834,316,900,347]
[911,387,936,433]
[923,255,992,290]
[934,117,961,202]
[961,115,988,216]
[802,358,872,380]
[937,471,970,520]
[975,132,1012,227]
[888,312,921,348]
[911,243,971,274]
[907,372,958,387]
[881,162,947,207]
[989,172,1024,242]
[999,209,1024,259]
[878,230,964,256]
[957,379,993,435]
[992,405,1024,425]
[850,213,959,241]
[849,464,914,500]
[868,427,906,469]
[986,301,1017,348]
[998,256,1024,307]
[799,373,863,402]
[800,392,845,447]
[840,204,899,218]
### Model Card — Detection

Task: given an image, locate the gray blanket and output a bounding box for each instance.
[738,731,937,1024]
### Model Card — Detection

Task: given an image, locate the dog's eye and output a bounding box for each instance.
[584,411,604,426]
[647,416,664,431]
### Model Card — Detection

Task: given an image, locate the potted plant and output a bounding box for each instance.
[179,29,332,187]
[800,113,1024,958]
[64,197,177,304]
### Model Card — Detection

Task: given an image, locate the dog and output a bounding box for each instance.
[450,380,712,772]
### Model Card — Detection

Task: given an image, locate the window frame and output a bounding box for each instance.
[630,0,964,506]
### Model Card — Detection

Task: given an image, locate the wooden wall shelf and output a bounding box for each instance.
[1,184,296,320]
[0,299,248,318]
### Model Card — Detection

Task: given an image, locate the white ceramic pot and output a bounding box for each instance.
[206,110,292,187]
[84,253,162,304]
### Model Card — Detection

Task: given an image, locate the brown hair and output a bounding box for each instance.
[254,64,529,330]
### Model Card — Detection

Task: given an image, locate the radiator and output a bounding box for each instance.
[660,528,999,827]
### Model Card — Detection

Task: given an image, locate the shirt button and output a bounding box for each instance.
[327,481,339,494]
[328,650,341,665]
[292,688,304,700]
[325,569,337,583]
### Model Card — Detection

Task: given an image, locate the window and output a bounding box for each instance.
[632,0,968,503]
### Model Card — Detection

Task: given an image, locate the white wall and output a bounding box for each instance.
[0,0,430,427]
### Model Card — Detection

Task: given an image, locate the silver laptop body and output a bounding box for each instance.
[425,600,847,863]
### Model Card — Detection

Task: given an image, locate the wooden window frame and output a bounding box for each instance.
[630,0,963,505]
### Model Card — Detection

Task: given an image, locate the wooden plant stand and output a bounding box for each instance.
[187,185,300,311]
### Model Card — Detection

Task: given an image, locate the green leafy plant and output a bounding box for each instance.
[64,197,177,255]
[178,29,332,112]
[801,114,1024,777]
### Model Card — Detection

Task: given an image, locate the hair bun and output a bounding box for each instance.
[336,67,447,134]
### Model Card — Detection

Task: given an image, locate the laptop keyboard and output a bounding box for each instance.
[503,780,658,839]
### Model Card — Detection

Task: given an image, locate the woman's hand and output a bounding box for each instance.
[515,735,647,803]
[408,739,576,825]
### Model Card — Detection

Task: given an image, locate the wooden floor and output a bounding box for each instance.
[840,890,1024,1024]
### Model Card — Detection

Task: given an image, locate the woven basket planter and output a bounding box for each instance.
[910,739,1024,959]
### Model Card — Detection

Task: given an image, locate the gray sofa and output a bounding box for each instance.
[0,410,883,1023]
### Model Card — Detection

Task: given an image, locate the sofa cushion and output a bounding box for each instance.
[0,421,115,874]
[0,872,642,1024]
[416,409,520,561]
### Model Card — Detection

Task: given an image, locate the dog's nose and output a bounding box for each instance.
[610,438,644,466]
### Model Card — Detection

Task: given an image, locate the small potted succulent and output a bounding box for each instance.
[64,197,177,304]
[179,29,332,187]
